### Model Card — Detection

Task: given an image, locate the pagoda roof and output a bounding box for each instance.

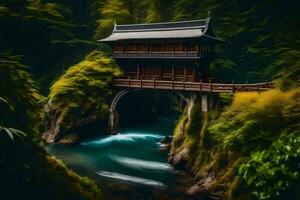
[99,18,223,42]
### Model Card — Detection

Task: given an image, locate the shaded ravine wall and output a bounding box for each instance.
[169,95,237,200]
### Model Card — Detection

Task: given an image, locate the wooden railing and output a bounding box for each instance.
[112,52,207,58]
[114,79,275,93]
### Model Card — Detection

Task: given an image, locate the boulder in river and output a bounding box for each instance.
[160,136,173,144]
[168,148,189,170]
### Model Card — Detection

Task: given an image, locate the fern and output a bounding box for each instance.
[0,126,27,141]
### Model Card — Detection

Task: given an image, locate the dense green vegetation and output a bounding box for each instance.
[43,51,121,143]
[239,134,300,200]
[0,0,299,199]
[0,55,103,199]
[0,0,104,92]
[0,53,42,133]
[172,88,300,199]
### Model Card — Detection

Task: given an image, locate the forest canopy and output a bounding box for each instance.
[1,0,299,91]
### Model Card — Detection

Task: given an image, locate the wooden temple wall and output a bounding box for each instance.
[121,62,202,82]
[113,43,214,54]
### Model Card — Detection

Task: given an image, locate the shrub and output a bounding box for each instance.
[209,89,296,154]
[238,133,300,200]
[46,50,121,135]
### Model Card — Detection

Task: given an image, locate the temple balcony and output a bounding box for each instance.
[114,79,275,93]
[112,51,212,59]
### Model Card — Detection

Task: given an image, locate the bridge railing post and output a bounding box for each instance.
[209,80,212,93]
[199,79,202,93]
[153,78,156,89]
[172,79,174,90]
[232,81,235,93]
[183,81,185,90]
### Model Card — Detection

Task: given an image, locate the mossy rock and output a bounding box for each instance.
[43,50,122,143]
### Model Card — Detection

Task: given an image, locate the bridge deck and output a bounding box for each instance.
[114,79,275,93]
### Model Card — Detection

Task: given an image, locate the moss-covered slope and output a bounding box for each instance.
[43,50,121,143]
[0,138,103,200]
[170,88,300,200]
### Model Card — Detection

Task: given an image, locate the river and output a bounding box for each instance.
[45,117,195,200]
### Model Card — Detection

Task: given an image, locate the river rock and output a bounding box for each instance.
[158,143,171,151]
[169,148,189,170]
[58,133,79,144]
[186,183,204,198]
[42,99,101,144]
[186,174,221,200]
[160,136,173,144]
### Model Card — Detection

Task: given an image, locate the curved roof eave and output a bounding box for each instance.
[98,18,224,43]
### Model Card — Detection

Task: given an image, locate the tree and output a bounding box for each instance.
[94,0,134,39]
[0,53,42,133]
[173,0,201,21]
[145,0,175,22]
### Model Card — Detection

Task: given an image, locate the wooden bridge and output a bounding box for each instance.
[101,19,277,133]
[114,79,275,93]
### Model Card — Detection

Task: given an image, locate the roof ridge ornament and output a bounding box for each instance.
[203,14,210,34]
[113,20,117,32]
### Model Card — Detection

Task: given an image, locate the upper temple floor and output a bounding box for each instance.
[99,18,223,59]
[111,42,215,59]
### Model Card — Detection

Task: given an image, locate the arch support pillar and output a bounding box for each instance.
[108,110,119,134]
[201,94,214,112]
[108,90,129,134]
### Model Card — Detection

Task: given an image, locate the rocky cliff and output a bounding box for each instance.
[169,88,300,200]
[43,51,121,144]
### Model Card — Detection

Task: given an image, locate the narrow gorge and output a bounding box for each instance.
[0,0,299,200]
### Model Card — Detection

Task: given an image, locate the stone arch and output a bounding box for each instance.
[108,90,195,134]
[109,90,129,113]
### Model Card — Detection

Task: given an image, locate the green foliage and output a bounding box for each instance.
[274,49,300,90]
[172,88,300,199]
[0,53,42,133]
[209,89,297,154]
[173,0,202,21]
[46,155,103,200]
[209,58,239,82]
[47,51,121,133]
[0,0,103,92]
[0,54,103,200]
[208,0,299,84]
[0,126,27,142]
[145,0,175,22]
[0,1,298,199]
[172,109,187,149]
[171,98,202,156]
[239,133,300,200]
[94,0,134,39]
[0,137,103,200]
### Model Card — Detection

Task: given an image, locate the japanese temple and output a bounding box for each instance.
[99,18,274,93]
[100,18,222,82]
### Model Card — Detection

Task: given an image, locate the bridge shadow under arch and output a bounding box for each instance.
[108,90,192,134]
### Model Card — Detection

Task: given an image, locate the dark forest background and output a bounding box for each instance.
[1,0,299,93]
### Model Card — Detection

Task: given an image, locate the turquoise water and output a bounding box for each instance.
[45,117,194,200]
